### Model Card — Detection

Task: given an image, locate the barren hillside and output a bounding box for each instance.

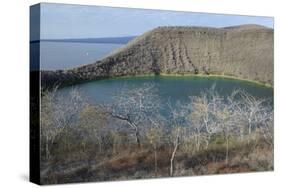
[41,25,273,88]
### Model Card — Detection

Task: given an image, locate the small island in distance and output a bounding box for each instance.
[41,24,273,89]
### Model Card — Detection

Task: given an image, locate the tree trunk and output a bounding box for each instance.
[205,135,211,149]
[170,134,179,176]
[248,122,252,135]
[109,113,141,148]
[225,135,229,165]
[196,134,200,151]
[46,140,49,160]
[98,137,102,153]
[134,126,141,148]
[127,120,141,148]
[45,135,51,160]
[154,144,157,176]
[135,130,141,148]
[248,121,252,144]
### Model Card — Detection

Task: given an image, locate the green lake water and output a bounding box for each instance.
[59,76,273,107]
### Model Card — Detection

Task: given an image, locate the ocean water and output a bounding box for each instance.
[38,41,123,70]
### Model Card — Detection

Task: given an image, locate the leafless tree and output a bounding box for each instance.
[41,87,86,159]
[167,101,186,176]
[78,104,108,153]
[188,86,223,151]
[170,127,181,176]
[102,83,161,148]
[238,91,268,135]
[146,125,164,176]
[216,106,233,164]
[258,110,273,146]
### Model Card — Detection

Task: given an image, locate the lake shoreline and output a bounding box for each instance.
[91,73,273,89]
[41,70,273,90]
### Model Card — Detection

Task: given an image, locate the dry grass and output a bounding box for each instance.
[40,137,273,184]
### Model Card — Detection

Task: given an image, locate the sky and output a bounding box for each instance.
[36,3,274,39]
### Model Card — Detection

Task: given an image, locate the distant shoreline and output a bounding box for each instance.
[30,36,137,44]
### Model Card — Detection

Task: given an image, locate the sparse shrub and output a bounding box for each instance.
[40,85,273,183]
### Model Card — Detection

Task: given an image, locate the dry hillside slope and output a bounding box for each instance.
[41,25,273,88]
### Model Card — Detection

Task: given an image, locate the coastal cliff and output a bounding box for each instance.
[41,24,273,88]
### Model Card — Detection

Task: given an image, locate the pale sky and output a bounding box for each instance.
[35,3,274,39]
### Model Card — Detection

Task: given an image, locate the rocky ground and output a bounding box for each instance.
[41,24,273,88]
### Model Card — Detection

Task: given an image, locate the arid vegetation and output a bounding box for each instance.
[40,84,273,184]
